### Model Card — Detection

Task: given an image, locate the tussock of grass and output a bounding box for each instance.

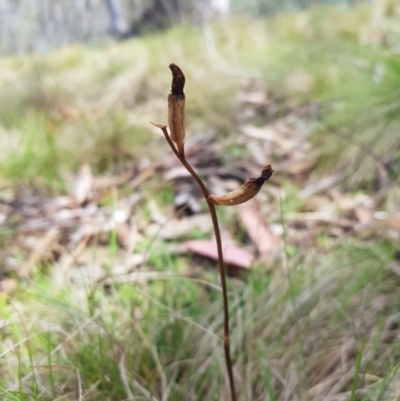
[1,238,399,400]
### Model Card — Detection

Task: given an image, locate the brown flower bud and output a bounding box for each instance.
[208,165,274,206]
[168,63,186,156]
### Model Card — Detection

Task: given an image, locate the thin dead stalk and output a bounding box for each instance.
[153,122,237,401]
[152,63,273,401]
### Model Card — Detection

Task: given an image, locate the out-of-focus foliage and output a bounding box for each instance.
[1,1,400,191]
[232,0,362,15]
[1,2,400,401]
[0,0,222,55]
[0,0,370,55]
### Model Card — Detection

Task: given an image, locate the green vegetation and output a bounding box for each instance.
[1,238,399,400]
[1,5,399,191]
[1,2,400,400]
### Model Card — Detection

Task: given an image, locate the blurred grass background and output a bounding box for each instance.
[1,1,400,400]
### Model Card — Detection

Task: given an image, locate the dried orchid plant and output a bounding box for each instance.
[152,63,273,401]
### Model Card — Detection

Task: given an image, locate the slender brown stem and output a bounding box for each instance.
[154,123,237,401]
[207,200,237,401]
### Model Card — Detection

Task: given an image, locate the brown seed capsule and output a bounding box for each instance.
[168,63,186,156]
[208,165,274,206]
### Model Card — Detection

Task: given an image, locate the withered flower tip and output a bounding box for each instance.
[169,63,185,96]
[253,164,274,188]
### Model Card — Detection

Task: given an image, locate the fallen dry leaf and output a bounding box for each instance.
[18,229,60,277]
[163,165,192,181]
[241,124,284,142]
[184,239,254,269]
[300,172,346,199]
[0,279,17,296]
[387,213,400,230]
[146,214,213,240]
[354,207,373,224]
[147,200,168,225]
[236,198,280,258]
[116,222,137,251]
[337,193,374,211]
[74,163,93,205]
[93,170,135,189]
[284,156,317,175]
[238,89,270,105]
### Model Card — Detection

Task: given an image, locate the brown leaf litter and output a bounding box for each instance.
[0,83,398,296]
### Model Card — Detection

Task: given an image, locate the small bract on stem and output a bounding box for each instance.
[151,63,273,401]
